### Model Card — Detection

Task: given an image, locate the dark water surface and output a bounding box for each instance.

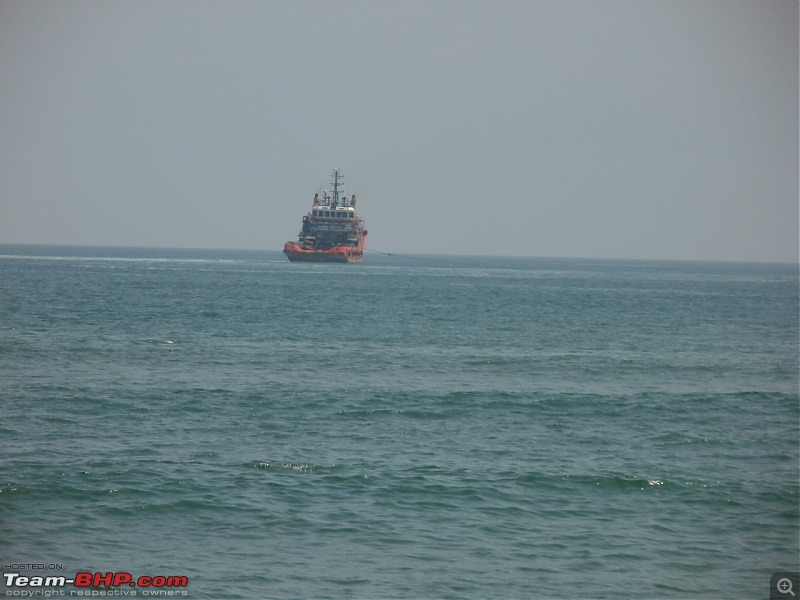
[1,246,797,598]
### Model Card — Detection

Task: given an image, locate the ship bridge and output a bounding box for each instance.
[312,206,356,219]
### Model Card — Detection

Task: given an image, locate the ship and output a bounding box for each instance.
[283,169,368,263]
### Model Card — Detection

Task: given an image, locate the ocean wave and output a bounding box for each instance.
[249,462,339,473]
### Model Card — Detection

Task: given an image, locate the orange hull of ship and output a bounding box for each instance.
[283,237,366,263]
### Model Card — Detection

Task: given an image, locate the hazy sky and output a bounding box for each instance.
[1,0,797,262]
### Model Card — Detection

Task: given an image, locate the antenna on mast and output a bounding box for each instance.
[330,168,344,208]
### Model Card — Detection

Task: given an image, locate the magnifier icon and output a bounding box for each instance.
[777,578,796,597]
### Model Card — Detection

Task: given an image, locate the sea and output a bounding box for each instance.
[1,244,798,599]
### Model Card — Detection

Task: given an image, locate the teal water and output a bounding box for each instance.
[1,245,798,599]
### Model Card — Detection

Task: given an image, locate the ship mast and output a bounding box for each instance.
[330,168,344,208]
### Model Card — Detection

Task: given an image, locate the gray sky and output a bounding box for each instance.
[1,0,797,262]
